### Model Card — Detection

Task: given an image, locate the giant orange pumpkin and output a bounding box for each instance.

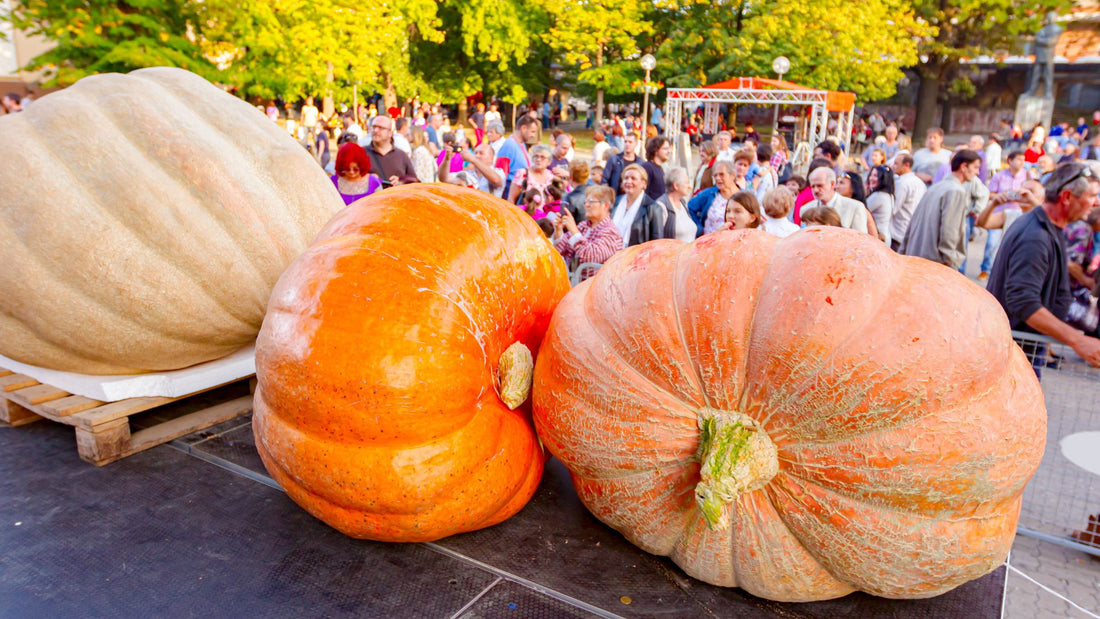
[254,185,570,542]
[532,228,1045,602]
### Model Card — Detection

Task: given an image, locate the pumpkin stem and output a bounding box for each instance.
[498,342,534,410]
[694,410,779,531]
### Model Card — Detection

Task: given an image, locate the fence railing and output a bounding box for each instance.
[1011,330,1100,558]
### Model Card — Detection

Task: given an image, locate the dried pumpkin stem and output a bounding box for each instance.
[695,409,779,531]
[498,342,534,410]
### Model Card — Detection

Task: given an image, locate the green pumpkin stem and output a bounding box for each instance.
[695,410,779,531]
[498,342,534,410]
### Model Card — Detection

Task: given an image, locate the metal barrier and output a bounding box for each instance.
[1011,330,1100,558]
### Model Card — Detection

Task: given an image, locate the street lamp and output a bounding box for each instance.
[771,56,790,138]
[639,53,656,147]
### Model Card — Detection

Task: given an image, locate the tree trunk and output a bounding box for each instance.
[323,61,335,118]
[458,98,468,125]
[596,89,605,128]
[383,72,397,110]
[913,71,940,140]
[595,44,605,127]
[940,97,952,134]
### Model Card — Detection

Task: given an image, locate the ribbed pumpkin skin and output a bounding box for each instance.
[254,185,569,542]
[533,227,1046,602]
[0,67,343,374]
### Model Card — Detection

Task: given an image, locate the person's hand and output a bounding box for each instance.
[460,147,476,163]
[1071,335,1100,368]
[389,175,400,187]
[562,209,579,235]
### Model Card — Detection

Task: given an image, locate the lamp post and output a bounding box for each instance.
[771,56,790,139]
[639,53,656,148]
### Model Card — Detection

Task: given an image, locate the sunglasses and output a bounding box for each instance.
[1054,165,1095,195]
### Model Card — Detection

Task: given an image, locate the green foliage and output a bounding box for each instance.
[197,0,440,101]
[655,0,927,100]
[6,0,218,85]
[406,0,544,102]
[543,0,654,96]
[910,0,1072,78]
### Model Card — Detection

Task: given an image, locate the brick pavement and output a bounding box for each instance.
[960,232,1100,618]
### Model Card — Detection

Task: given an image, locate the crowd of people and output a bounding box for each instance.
[281,98,1100,376]
[5,82,1100,376]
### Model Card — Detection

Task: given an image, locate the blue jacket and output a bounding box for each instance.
[687,187,721,238]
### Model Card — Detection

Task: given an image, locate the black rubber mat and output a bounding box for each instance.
[1,419,1006,618]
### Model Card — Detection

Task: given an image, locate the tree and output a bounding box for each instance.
[543,0,654,126]
[197,0,440,105]
[5,0,218,86]
[407,0,546,113]
[908,0,1070,138]
[656,0,927,102]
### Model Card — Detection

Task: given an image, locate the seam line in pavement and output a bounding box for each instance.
[172,442,624,619]
[448,576,503,619]
[425,542,625,619]
[168,440,284,492]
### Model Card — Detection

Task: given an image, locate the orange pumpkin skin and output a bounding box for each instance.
[532,227,1045,602]
[254,185,569,542]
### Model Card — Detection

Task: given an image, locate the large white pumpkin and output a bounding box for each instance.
[0,67,344,374]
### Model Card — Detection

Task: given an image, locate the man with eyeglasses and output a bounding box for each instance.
[986,163,1100,376]
[364,115,419,187]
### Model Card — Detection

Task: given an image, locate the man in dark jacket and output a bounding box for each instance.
[986,162,1100,376]
[601,132,639,197]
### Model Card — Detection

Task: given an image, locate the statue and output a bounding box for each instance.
[1025,12,1063,98]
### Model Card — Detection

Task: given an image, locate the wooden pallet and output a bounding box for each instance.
[0,368,254,466]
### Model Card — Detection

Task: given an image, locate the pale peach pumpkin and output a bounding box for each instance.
[532,227,1045,602]
[0,67,343,374]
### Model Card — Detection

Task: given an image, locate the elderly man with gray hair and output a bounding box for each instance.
[987,162,1100,376]
[802,167,869,233]
[714,130,736,163]
[485,120,507,155]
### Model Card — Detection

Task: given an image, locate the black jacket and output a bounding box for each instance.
[562,182,591,221]
[611,193,663,248]
[986,207,1070,331]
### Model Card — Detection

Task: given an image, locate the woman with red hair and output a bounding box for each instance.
[331,142,382,205]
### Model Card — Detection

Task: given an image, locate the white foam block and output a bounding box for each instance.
[0,346,256,402]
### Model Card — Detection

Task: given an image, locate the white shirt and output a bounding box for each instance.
[763,215,800,238]
[393,132,411,155]
[301,105,319,128]
[1003,208,1025,234]
[986,142,1003,173]
[892,171,928,242]
[592,142,611,166]
[804,193,868,233]
[612,193,645,248]
[490,137,506,156]
[866,191,894,246]
[754,167,777,201]
[715,148,736,163]
[672,206,696,242]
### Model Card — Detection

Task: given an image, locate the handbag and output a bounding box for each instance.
[1065,288,1099,334]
